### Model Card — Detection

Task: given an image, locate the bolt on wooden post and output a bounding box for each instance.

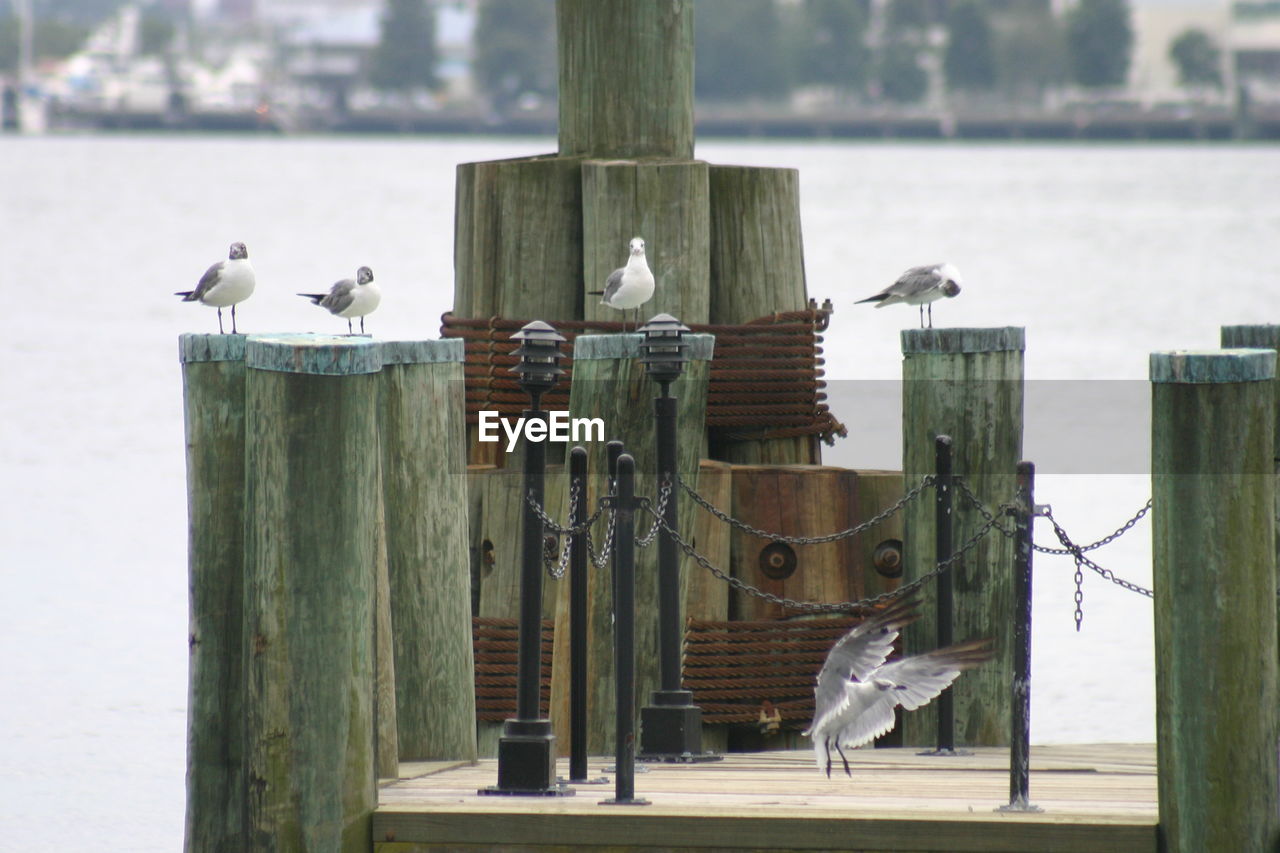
[1151,348,1279,853]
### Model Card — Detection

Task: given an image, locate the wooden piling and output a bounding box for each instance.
[1150,348,1279,853]
[900,327,1024,747]
[551,333,713,755]
[581,159,710,328]
[556,0,694,160]
[377,340,477,763]
[1221,324,1280,634]
[179,333,247,853]
[242,335,380,853]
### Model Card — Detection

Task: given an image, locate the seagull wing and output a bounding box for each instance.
[185,260,226,301]
[886,265,944,301]
[601,267,625,305]
[827,682,902,752]
[869,638,994,711]
[805,598,921,735]
[319,279,357,314]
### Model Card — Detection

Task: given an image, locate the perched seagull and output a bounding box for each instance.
[175,241,255,334]
[802,597,992,778]
[856,263,963,329]
[590,237,655,330]
[298,266,381,335]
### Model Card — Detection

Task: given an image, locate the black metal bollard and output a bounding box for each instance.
[568,446,590,783]
[602,454,649,805]
[999,461,1041,813]
[923,434,967,757]
[482,321,571,797]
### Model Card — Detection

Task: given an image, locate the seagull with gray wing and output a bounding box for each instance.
[298,266,381,335]
[175,241,255,334]
[590,237,655,331]
[856,263,962,328]
[803,597,992,777]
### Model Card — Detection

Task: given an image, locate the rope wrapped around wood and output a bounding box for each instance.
[683,615,873,728]
[440,300,847,444]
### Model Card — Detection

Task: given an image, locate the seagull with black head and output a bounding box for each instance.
[856,263,963,328]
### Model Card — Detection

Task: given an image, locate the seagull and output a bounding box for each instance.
[589,237,655,331]
[175,241,255,334]
[298,266,381,335]
[856,263,963,328]
[802,597,992,778]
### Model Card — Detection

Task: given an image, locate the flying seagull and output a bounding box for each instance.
[856,263,963,329]
[175,241,255,334]
[589,237,655,331]
[802,597,992,778]
[298,266,381,335]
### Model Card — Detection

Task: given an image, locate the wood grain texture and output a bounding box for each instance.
[242,368,379,853]
[373,746,1157,853]
[727,466,864,621]
[899,328,1024,748]
[1150,352,1279,853]
[707,165,812,465]
[453,155,584,322]
[379,360,477,763]
[557,335,710,754]
[180,349,248,853]
[556,0,694,159]
[581,159,710,328]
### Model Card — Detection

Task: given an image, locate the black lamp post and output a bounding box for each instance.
[636,314,716,761]
[481,320,572,796]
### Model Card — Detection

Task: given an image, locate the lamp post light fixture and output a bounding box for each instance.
[637,314,717,761]
[481,319,572,796]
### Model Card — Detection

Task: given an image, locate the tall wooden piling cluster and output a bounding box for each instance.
[180,333,475,853]
[454,0,814,469]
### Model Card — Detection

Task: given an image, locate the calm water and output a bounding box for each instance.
[2,134,1278,851]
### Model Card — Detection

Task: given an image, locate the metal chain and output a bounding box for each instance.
[641,497,1010,614]
[954,478,1152,556]
[585,500,617,570]
[678,473,935,545]
[1043,507,1155,608]
[636,477,672,548]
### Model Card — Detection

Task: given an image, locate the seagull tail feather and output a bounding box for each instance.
[297,293,327,304]
[175,290,196,300]
[855,294,888,305]
[587,290,604,296]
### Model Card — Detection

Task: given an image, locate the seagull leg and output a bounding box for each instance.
[928,303,934,329]
[217,307,225,335]
[823,739,833,779]
[833,741,852,777]
[360,316,366,335]
[231,304,238,334]
[347,318,354,335]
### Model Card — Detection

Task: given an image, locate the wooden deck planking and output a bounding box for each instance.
[374,745,1156,852]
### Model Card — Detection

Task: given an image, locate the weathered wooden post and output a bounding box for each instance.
[552,332,713,754]
[377,340,477,762]
[179,333,247,853]
[1151,349,1279,853]
[242,335,380,852]
[1221,324,1280,638]
[900,327,1024,747]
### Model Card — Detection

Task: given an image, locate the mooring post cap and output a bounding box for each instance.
[1221,324,1280,349]
[245,333,383,375]
[1150,349,1277,384]
[378,338,465,365]
[574,333,715,361]
[179,333,248,363]
[901,327,1025,354]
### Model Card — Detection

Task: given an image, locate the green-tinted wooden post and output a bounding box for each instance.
[242,335,380,853]
[179,333,247,853]
[1151,349,1279,853]
[557,0,694,160]
[900,328,1024,747]
[377,340,477,762]
[554,332,713,754]
[1221,324,1280,640]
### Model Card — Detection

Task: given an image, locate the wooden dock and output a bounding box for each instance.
[374,744,1156,852]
